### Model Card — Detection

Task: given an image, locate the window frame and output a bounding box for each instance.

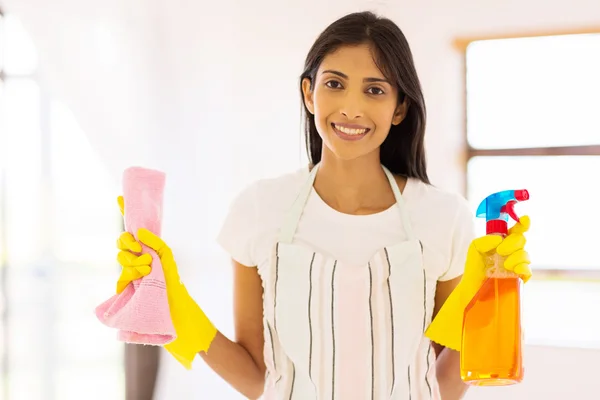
[455,28,600,282]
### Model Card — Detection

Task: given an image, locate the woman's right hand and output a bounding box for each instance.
[115,196,217,369]
[116,231,152,293]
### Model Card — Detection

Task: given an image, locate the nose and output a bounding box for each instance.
[340,109,363,120]
[340,107,364,120]
[339,93,364,120]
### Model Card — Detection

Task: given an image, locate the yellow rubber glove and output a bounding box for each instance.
[116,196,217,369]
[425,216,532,351]
[116,195,151,293]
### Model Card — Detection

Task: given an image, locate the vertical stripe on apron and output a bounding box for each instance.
[420,240,432,400]
[271,243,280,374]
[408,367,412,400]
[331,260,337,400]
[267,323,277,372]
[274,243,280,331]
[288,364,296,399]
[425,345,432,398]
[308,252,315,384]
[384,247,395,397]
[368,262,374,400]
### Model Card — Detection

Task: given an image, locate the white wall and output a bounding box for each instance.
[2,0,599,398]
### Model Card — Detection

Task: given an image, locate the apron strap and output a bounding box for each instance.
[278,164,416,243]
[278,164,319,244]
[381,166,416,241]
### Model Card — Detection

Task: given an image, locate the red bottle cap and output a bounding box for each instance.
[486,220,508,236]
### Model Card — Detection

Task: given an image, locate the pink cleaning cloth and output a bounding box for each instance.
[95,166,176,345]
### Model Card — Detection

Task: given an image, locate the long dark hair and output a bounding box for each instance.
[300,11,429,184]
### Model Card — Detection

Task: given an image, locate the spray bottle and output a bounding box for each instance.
[460,189,530,386]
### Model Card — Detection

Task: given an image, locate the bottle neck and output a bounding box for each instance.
[486,220,508,237]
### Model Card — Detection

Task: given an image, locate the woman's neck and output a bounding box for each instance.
[313,148,404,215]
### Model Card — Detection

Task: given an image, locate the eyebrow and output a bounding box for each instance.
[321,69,390,84]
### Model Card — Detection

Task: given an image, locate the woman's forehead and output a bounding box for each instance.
[319,44,386,80]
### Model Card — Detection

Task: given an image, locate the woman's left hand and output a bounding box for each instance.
[425,216,532,351]
[459,215,532,306]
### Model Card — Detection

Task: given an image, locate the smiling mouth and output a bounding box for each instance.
[331,123,370,141]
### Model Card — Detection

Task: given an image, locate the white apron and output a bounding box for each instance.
[261,164,439,400]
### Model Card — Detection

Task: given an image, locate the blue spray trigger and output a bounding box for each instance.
[476,190,529,221]
[476,189,529,235]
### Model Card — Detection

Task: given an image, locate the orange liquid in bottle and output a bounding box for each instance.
[460,253,524,386]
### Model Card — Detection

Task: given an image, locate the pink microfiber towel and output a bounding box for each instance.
[95,166,176,345]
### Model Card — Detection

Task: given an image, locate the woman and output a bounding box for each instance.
[116,11,531,400]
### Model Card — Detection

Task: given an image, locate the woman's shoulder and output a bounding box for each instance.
[408,178,471,212]
[405,178,474,231]
[407,179,476,280]
[228,165,310,214]
[217,166,311,267]
[255,166,310,195]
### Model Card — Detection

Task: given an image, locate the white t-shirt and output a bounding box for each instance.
[217,166,476,283]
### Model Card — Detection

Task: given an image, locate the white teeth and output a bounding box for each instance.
[334,124,367,135]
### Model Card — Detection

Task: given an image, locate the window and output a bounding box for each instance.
[461,31,600,348]
[0,12,123,400]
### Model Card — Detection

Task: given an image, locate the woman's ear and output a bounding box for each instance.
[392,97,409,125]
[302,77,315,115]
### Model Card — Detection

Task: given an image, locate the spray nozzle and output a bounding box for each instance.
[476,189,530,235]
[513,190,529,202]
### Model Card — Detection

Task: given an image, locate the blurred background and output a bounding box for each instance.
[0,0,598,399]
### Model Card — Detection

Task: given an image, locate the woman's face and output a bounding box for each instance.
[302,44,407,162]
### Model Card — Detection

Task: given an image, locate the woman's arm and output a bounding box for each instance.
[200,259,267,400]
[432,275,468,400]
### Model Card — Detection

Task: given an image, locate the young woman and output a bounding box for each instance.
[116,11,531,400]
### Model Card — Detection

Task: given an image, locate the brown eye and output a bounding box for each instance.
[367,87,385,95]
[325,80,343,89]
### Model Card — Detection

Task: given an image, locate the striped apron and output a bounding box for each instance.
[261,163,439,400]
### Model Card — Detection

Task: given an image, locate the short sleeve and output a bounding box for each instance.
[216,182,260,267]
[438,196,477,281]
